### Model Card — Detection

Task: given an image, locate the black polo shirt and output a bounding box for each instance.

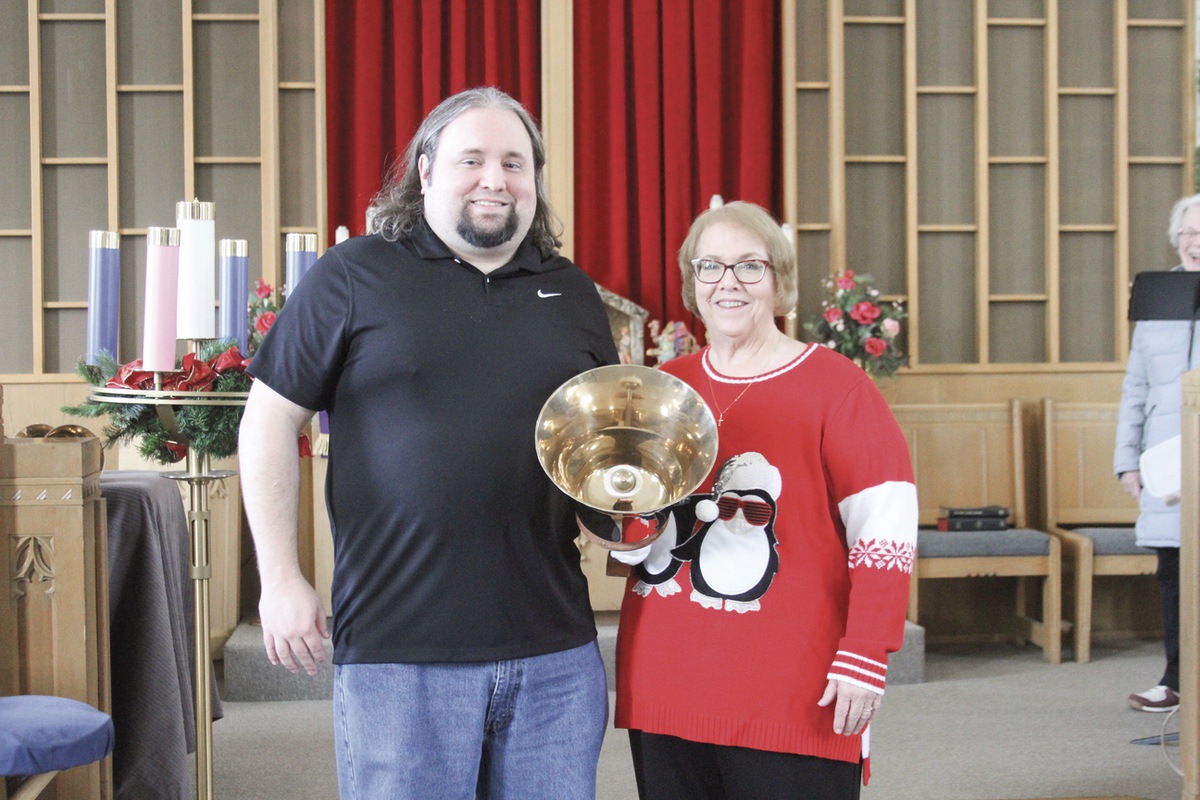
[248,222,619,663]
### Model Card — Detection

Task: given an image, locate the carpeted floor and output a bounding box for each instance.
[211,638,1185,799]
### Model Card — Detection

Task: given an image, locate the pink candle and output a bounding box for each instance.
[142,227,181,372]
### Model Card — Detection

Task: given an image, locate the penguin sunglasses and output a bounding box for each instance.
[716,496,773,525]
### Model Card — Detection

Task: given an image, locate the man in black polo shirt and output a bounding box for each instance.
[239,87,619,799]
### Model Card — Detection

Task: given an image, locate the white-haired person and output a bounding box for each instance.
[608,201,918,799]
[1115,192,1200,713]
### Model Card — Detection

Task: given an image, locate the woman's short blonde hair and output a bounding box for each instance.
[678,201,798,317]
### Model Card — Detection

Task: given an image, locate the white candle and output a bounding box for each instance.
[143,227,181,372]
[176,199,216,339]
[335,225,350,244]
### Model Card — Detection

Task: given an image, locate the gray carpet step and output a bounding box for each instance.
[220,618,925,702]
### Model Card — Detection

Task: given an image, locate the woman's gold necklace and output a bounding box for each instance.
[705,340,780,427]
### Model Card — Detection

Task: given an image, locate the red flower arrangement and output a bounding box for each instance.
[805,270,908,378]
[247,279,281,355]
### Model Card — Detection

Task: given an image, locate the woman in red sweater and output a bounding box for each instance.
[613,201,918,799]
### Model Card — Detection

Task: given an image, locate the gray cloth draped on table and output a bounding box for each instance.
[103,470,224,800]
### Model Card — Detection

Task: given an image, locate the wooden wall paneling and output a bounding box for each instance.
[105,0,119,242]
[1044,1,1060,362]
[1181,368,1200,799]
[540,0,573,259]
[846,0,902,15]
[917,233,976,363]
[182,0,196,200]
[782,0,797,332]
[279,92,316,228]
[194,21,261,159]
[990,0,1045,18]
[791,0,833,331]
[1059,100,1115,226]
[795,230,832,327]
[1043,402,1138,525]
[989,165,1046,294]
[1130,164,1191,277]
[1059,232,1116,362]
[917,96,974,227]
[259,0,280,291]
[30,1,45,375]
[990,302,1047,363]
[311,0,327,247]
[976,2,995,363]
[0,239,35,375]
[829,2,847,281]
[904,0,917,360]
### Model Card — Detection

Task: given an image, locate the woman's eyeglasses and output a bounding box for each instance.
[691,258,770,284]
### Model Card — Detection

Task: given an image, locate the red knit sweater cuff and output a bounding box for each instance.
[827,649,887,694]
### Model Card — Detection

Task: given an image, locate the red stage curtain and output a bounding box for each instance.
[325,0,541,239]
[573,0,782,329]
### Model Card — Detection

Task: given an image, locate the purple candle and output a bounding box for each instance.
[218,239,249,356]
[142,227,181,372]
[86,230,120,364]
[285,233,317,300]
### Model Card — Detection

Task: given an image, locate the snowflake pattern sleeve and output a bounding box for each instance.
[829,480,918,693]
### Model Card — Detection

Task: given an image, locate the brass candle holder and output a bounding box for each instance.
[90,374,247,800]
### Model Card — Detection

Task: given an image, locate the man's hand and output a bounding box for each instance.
[1119,470,1142,500]
[817,678,881,736]
[259,575,330,676]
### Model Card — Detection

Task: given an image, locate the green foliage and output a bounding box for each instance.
[63,339,251,464]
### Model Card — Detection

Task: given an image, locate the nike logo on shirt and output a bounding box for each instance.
[537,290,562,298]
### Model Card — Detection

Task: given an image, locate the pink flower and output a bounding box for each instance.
[864,337,887,357]
[255,278,273,299]
[850,301,881,325]
[824,307,843,324]
[836,270,856,290]
[881,318,901,338]
[254,311,277,336]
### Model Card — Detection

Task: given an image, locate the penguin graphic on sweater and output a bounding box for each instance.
[611,499,699,597]
[671,452,781,613]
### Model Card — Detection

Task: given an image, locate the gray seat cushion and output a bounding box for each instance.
[1069,526,1154,556]
[918,527,1051,558]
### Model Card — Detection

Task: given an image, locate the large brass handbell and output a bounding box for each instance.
[535,365,718,550]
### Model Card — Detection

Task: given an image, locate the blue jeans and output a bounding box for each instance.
[333,641,608,800]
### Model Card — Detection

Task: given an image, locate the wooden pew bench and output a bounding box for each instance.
[891,400,1062,663]
[1042,399,1157,663]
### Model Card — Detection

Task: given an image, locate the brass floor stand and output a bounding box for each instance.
[165,451,235,800]
[90,377,246,800]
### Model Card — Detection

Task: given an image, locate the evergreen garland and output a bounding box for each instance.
[64,339,252,464]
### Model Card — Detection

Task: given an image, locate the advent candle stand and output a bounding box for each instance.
[89,381,247,800]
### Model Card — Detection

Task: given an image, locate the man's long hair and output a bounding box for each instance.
[369,87,562,257]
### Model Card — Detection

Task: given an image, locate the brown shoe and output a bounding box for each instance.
[1128,685,1180,712]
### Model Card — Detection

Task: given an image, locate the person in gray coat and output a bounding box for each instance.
[1114,192,1200,712]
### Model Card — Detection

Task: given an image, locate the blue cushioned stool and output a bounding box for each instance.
[0,695,114,800]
